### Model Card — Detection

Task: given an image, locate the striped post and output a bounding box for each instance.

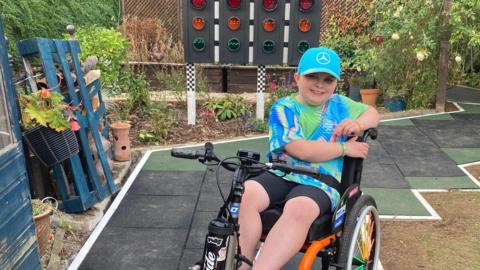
[256,65,266,120]
[186,63,196,125]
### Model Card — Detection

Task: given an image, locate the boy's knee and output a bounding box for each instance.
[241,180,270,212]
[283,196,320,223]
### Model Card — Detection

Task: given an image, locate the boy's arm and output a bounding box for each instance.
[333,106,380,138]
[285,106,378,163]
[356,106,380,130]
[284,140,345,162]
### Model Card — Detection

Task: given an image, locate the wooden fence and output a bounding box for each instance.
[123,0,361,43]
[123,0,183,41]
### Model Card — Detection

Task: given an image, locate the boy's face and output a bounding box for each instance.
[294,72,337,106]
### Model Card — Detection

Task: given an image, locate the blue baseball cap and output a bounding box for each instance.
[297,47,341,80]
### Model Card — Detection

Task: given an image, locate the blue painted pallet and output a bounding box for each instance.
[16,38,116,213]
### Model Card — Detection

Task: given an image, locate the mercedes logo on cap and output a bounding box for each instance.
[316,52,331,65]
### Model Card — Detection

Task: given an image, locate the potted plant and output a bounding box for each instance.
[19,88,81,167]
[347,71,364,102]
[383,87,408,112]
[358,75,380,107]
[31,198,55,256]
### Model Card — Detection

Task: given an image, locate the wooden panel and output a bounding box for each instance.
[0,17,39,269]
[124,0,182,41]
[0,146,39,270]
[130,63,297,93]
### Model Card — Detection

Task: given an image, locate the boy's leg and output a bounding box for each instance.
[238,180,270,270]
[239,173,293,270]
[253,186,330,270]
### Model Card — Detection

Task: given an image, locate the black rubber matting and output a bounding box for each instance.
[413,119,480,148]
[447,85,480,103]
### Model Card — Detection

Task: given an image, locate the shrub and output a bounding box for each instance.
[138,130,157,144]
[123,71,151,114]
[121,16,184,63]
[204,95,250,121]
[74,26,129,91]
[155,66,211,103]
[265,86,297,118]
[147,103,174,142]
[1,0,120,53]
[248,118,268,133]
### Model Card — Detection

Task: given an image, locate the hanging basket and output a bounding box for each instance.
[23,126,79,167]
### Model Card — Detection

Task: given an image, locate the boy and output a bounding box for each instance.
[238,47,379,270]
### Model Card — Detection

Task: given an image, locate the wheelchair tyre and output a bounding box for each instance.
[337,194,380,270]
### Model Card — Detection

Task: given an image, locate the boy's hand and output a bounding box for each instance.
[345,137,369,158]
[333,119,363,138]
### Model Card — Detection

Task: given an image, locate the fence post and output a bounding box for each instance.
[186,63,196,125]
[256,65,266,120]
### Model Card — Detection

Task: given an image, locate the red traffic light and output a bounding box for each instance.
[191,0,206,9]
[299,0,314,11]
[227,0,241,9]
[263,0,278,11]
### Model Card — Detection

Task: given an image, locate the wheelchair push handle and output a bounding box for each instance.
[357,128,378,142]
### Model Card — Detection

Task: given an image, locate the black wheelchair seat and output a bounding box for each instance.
[259,154,367,243]
[261,207,333,242]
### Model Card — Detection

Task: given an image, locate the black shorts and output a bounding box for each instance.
[247,171,332,213]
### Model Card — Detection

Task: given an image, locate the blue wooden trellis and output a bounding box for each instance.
[16,38,116,213]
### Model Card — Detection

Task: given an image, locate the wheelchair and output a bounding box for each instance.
[260,128,380,270]
[172,128,380,270]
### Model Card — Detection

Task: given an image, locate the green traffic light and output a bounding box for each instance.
[227,38,240,52]
[263,40,275,54]
[193,38,206,51]
[297,41,309,53]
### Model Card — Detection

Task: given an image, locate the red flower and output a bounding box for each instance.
[70,120,80,131]
[40,89,51,98]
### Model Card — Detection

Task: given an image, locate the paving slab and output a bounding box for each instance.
[361,163,408,189]
[441,148,480,165]
[447,86,480,103]
[380,118,414,126]
[406,176,478,189]
[108,194,196,228]
[197,179,231,211]
[179,249,204,270]
[376,125,438,148]
[186,211,217,249]
[129,170,204,196]
[80,227,188,270]
[459,103,480,113]
[362,188,431,216]
[413,119,480,148]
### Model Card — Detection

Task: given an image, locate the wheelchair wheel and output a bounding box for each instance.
[337,194,380,270]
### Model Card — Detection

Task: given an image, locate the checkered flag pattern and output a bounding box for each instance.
[257,65,266,93]
[186,64,195,92]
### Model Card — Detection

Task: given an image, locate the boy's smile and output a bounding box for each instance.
[294,72,337,106]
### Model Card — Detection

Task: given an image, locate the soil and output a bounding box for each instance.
[126,108,266,147]
[380,190,480,270]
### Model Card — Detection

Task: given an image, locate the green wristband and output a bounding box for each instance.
[339,142,347,157]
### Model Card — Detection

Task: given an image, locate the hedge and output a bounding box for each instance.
[0,0,120,50]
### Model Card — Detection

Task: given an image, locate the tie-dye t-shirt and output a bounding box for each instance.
[267,94,368,212]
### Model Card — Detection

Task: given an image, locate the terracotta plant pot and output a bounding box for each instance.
[110,122,131,161]
[33,207,53,256]
[360,88,380,107]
